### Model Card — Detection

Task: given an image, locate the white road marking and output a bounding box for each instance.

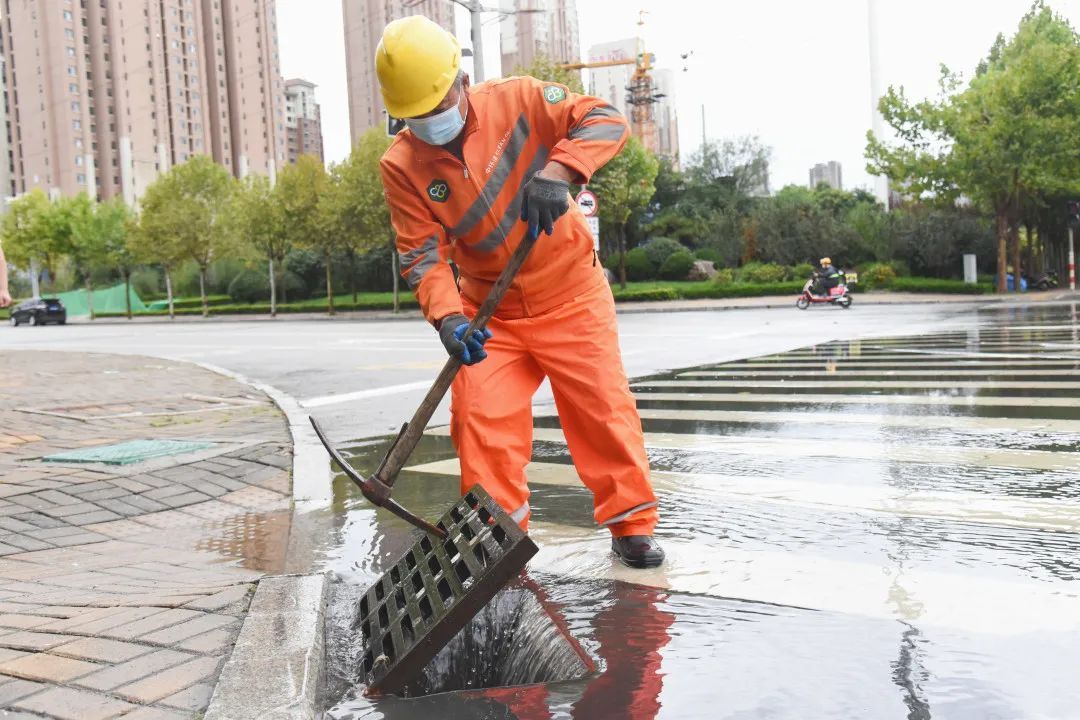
[427,425,1079,472]
[631,391,1080,409]
[679,369,1080,378]
[640,379,1080,390]
[299,380,435,408]
[630,406,1080,433]
[405,458,1080,532]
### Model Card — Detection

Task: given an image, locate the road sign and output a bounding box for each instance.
[575,189,598,217]
[586,216,600,252]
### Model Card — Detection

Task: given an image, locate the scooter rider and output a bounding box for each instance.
[816,257,841,296]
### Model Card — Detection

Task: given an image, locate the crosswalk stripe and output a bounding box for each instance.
[404,458,1080,533]
[524,524,1080,633]
[632,391,1079,409]
[637,379,1080,390]
[632,407,1080,433]
[678,368,1080,378]
[425,425,1078,471]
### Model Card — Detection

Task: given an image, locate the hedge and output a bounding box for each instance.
[888,277,992,294]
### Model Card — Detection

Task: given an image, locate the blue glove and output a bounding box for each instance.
[438,313,492,365]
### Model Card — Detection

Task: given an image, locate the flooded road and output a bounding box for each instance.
[318,301,1080,719]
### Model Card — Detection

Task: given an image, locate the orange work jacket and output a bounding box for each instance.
[380,76,629,323]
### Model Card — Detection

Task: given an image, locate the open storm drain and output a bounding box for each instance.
[350,485,591,698]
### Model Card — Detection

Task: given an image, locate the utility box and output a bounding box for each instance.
[963,254,978,284]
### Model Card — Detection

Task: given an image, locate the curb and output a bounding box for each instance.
[194,361,331,510]
[205,574,329,720]
[55,290,1079,324]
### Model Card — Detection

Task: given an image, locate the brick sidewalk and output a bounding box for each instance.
[0,351,294,719]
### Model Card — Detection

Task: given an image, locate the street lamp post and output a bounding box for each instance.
[440,0,543,83]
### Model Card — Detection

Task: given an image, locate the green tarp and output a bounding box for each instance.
[55,283,147,317]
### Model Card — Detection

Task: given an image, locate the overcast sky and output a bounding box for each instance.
[276,0,1080,192]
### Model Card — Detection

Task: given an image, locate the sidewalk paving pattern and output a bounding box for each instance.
[0,352,292,719]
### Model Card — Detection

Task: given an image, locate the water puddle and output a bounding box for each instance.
[315,303,1080,719]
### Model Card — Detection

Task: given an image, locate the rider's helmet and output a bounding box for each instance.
[820,257,831,267]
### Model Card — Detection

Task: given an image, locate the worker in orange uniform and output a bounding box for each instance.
[376,16,663,568]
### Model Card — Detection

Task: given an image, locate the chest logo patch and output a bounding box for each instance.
[427,179,451,203]
[543,85,567,104]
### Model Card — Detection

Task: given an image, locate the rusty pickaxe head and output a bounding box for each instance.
[309,417,447,539]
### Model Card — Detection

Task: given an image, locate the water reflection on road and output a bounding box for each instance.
[317,301,1080,720]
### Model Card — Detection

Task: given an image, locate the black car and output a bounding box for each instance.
[9,298,66,326]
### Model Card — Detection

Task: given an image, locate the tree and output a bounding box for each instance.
[65,195,129,320]
[139,156,236,315]
[231,174,288,315]
[278,156,334,312]
[512,52,585,93]
[590,136,660,288]
[867,3,1080,292]
[322,130,396,309]
[0,189,59,295]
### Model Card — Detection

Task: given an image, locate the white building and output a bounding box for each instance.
[809,161,843,190]
[652,68,679,166]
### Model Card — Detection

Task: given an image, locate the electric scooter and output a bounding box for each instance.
[796,274,853,309]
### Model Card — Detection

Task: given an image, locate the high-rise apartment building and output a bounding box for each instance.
[500,0,579,74]
[342,0,454,145]
[652,68,678,166]
[809,161,843,190]
[0,0,287,204]
[284,79,323,164]
[0,27,12,205]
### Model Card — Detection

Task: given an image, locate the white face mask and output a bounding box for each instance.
[405,93,467,146]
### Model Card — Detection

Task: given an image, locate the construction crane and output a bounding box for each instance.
[557,11,665,153]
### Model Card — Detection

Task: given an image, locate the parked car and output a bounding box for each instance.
[9,298,66,326]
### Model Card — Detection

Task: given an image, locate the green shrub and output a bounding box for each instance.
[859,263,898,290]
[611,287,680,302]
[642,237,685,267]
[738,261,788,284]
[623,248,656,281]
[791,263,814,279]
[887,260,911,277]
[277,271,309,302]
[130,268,162,299]
[228,269,270,303]
[713,268,736,285]
[889,277,991,294]
[659,250,695,280]
[693,247,723,264]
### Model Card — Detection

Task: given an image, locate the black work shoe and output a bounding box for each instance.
[611,535,665,569]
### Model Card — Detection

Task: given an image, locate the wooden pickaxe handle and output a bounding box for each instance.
[376,227,542,489]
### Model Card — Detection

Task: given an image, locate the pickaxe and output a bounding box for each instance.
[310,227,543,540]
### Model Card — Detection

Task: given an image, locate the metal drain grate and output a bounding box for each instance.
[42,439,215,465]
[356,484,539,696]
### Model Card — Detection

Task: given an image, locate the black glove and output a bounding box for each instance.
[519,174,570,237]
[437,313,492,366]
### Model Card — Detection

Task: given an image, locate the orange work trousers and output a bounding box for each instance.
[450,280,658,537]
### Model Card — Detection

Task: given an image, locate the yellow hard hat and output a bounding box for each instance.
[375,16,461,119]
[820,257,831,265]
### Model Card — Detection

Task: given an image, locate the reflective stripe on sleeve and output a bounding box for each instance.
[569,122,628,142]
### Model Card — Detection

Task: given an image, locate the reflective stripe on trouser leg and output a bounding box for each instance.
[600,500,658,528]
[450,312,544,531]
[509,501,530,524]
[529,279,659,537]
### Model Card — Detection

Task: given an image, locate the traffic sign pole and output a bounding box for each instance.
[1069,226,1076,291]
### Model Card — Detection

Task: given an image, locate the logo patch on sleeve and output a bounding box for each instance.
[426,179,451,203]
[543,85,567,104]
